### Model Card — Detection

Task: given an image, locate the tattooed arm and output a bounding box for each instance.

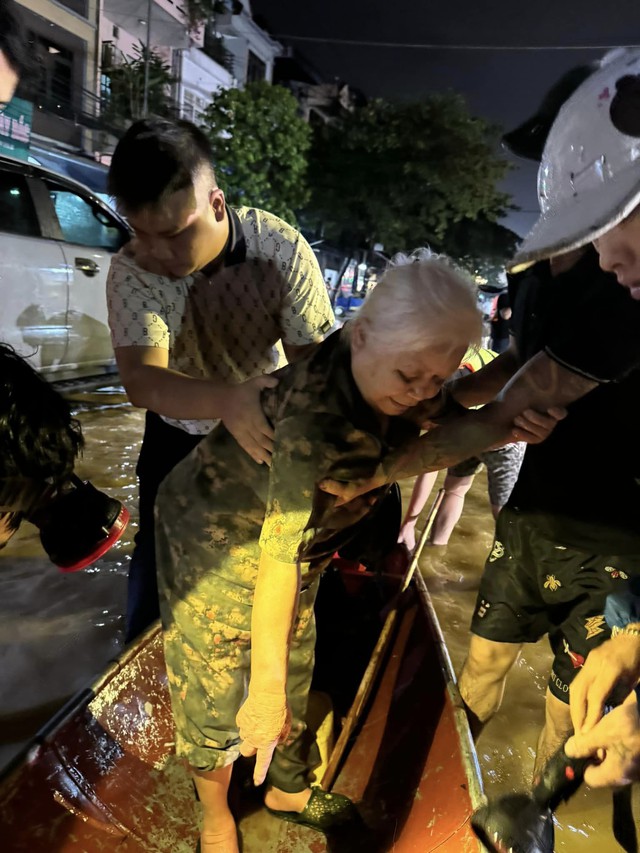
[447,342,520,409]
[320,351,595,502]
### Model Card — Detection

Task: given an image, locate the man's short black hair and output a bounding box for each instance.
[108,118,216,212]
[0,0,32,82]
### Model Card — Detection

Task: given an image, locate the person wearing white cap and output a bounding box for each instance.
[512,48,640,277]
[456,49,640,783]
[509,47,640,789]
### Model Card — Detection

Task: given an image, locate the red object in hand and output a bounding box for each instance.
[58,503,130,572]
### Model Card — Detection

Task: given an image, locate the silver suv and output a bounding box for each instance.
[0,154,130,382]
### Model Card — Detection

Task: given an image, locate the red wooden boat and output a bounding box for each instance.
[0,546,487,852]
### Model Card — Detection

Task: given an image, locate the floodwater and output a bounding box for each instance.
[0,385,635,851]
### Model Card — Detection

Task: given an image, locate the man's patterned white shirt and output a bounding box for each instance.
[107,206,334,434]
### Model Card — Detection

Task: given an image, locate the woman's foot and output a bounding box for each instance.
[264,785,312,813]
[264,786,358,832]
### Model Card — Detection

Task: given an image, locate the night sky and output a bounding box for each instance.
[250,0,640,236]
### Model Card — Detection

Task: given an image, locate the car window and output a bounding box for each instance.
[0,171,40,238]
[45,181,127,251]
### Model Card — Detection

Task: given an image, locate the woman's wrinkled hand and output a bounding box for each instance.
[236,690,291,785]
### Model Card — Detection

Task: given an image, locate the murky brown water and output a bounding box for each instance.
[0,387,635,850]
[401,478,639,851]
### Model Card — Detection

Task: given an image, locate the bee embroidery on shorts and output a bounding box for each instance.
[605,565,628,580]
[544,575,562,592]
[489,541,505,563]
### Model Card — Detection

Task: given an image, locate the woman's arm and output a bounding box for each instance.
[251,550,301,691]
[236,549,301,784]
[319,350,582,503]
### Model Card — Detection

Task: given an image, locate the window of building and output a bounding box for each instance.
[56,0,88,18]
[246,51,266,84]
[182,90,196,122]
[0,172,40,238]
[182,91,208,123]
[195,95,207,118]
[31,35,76,119]
[202,29,235,73]
[101,41,114,71]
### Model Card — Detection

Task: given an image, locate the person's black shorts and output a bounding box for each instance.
[470,507,640,703]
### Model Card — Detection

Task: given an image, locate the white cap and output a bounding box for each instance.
[512,48,640,267]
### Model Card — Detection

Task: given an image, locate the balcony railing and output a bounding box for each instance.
[30,80,180,144]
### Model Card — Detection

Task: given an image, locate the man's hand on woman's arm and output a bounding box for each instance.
[115,345,277,464]
[319,350,592,504]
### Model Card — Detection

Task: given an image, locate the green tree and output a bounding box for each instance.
[102,43,175,126]
[200,82,311,223]
[440,216,519,282]
[307,94,512,260]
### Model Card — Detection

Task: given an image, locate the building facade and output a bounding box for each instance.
[15,0,101,151]
[12,0,280,165]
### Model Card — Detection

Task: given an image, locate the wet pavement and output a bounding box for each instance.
[0,386,140,769]
[0,385,637,850]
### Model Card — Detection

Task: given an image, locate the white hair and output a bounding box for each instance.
[353,248,483,354]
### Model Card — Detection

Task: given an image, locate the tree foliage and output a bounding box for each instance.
[440,216,519,280]
[200,82,311,223]
[307,94,512,258]
[102,43,175,126]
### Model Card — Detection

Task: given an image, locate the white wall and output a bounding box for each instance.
[216,11,280,87]
[178,48,234,122]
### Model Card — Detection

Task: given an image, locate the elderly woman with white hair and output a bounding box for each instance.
[154,251,489,852]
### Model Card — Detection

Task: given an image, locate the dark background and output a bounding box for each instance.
[251,0,640,235]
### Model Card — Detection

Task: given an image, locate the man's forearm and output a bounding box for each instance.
[449,347,519,408]
[496,349,598,409]
[383,351,598,483]
[122,363,235,419]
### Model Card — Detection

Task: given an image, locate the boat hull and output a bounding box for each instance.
[0,567,485,852]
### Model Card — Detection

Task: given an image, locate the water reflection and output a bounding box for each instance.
[0,390,636,849]
[0,387,141,769]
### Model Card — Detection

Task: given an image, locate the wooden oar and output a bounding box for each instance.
[321,487,445,790]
